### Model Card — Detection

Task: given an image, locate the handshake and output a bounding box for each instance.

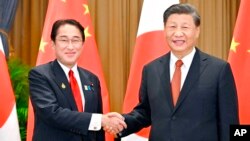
[101,112,127,137]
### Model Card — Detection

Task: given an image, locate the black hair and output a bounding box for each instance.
[163,3,200,27]
[50,19,85,42]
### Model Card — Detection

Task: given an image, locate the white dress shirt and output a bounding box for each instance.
[170,47,196,90]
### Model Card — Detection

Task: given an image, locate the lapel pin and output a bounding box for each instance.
[84,84,94,91]
[84,85,88,90]
[90,83,94,91]
[61,83,66,89]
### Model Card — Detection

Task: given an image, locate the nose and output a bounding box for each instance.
[67,40,74,49]
[174,28,184,37]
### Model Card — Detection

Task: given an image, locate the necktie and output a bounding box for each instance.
[171,60,183,106]
[69,70,83,112]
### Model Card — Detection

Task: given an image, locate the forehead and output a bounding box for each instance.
[56,24,81,37]
[166,14,195,25]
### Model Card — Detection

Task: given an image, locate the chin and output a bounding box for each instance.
[172,46,185,51]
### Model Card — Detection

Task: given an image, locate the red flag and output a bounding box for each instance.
[26,0,111,140]
[228,0,250,124]
[122,0,179,140]
[0,37,21,140]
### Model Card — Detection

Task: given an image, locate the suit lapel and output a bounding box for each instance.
[51,61,95,112]
[173,48,208,113]
[51,60,78,111]
[159,53,175,110]
[78,68,95,112]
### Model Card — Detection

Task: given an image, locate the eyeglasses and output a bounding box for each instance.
[56,38,83,47]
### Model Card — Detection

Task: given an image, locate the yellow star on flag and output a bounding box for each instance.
[39,38,48,53]
[84,26,91,38]
[230,37,240,53]
[61,0,66,2]
[83,4,89,15]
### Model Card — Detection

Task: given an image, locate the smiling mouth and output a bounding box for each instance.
[173,40,185,46]
[65,52,76,56]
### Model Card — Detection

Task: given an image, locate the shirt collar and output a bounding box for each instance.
[57,60,78,79]
[170,47,196,68]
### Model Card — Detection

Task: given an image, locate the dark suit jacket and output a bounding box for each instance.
[119,48,239,141]
[29,60,104,141]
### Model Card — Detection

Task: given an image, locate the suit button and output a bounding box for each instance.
[171,116,176,120]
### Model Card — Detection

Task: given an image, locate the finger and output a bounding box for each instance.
[111,126,120,134]
[104,126,113,134]
[103,126,109,131]
[107,112,124,120]
[116,118,127,129]
[110,117,127,130]
[116,124,124,132]
[111,119,125,132]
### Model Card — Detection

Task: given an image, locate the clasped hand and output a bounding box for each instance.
[101,112,127,136]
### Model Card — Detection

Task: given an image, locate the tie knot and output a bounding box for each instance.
[175,60,183,67]
[69,70,74,77]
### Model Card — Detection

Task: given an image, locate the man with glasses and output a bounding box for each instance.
[29,19,126,141]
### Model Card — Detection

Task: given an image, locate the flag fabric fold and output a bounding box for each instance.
[228,0,250,124]
[26,0,111,140]
[0,36,21,141]
[122,0,179,140]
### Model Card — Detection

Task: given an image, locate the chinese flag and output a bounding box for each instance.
[121,0,179,140]
[26,0,111,140]
[0,37,21,140]
[228,0,250,124]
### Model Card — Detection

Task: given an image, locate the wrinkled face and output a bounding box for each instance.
[164,14,200,58]
[53,24,83,68]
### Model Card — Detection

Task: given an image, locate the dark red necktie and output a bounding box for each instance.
[69,70,83,112]
[171,60,183,106]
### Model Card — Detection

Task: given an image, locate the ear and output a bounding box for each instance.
[51,41,55,49]
[195,26,200,38]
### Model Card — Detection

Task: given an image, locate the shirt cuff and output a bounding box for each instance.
[88,113,102,131]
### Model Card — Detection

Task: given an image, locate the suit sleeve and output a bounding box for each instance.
[29,68,92,135]
[93,76,105,141]
[119,66,151,137]
[218,63,239,141]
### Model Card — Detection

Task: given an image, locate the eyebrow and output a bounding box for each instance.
[57,35,81,39]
